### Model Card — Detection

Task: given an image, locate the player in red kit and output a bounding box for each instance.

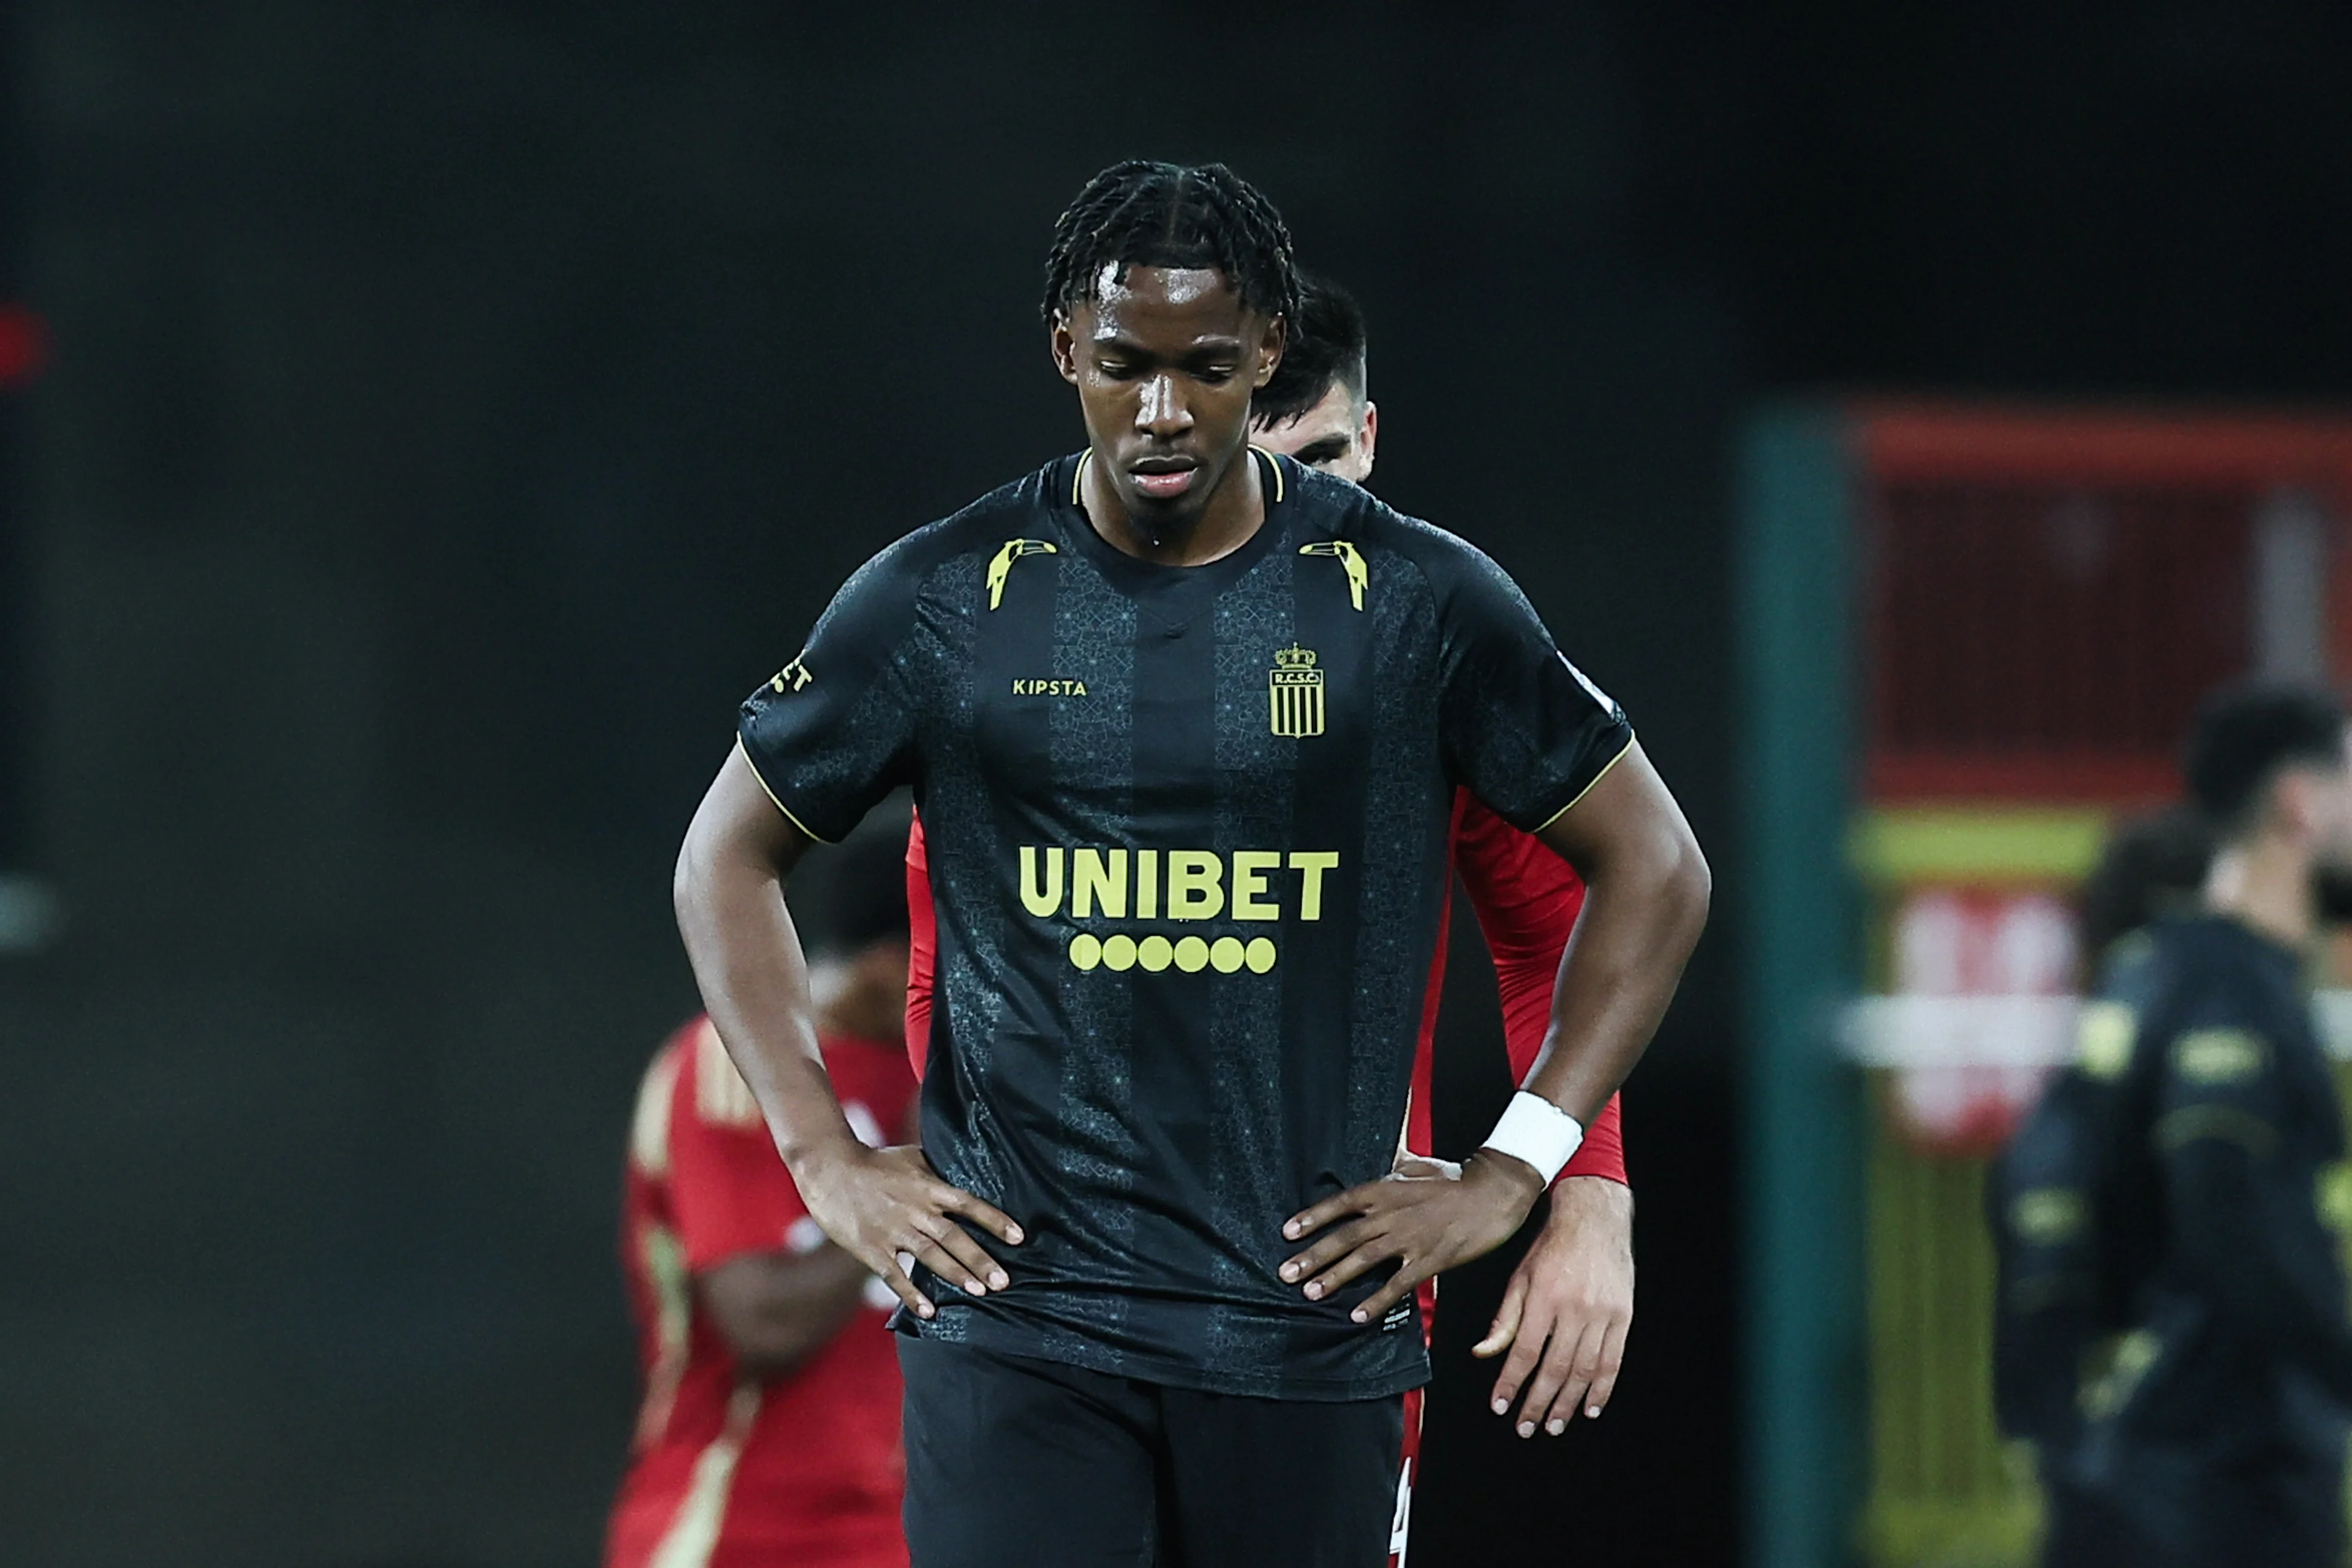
[611,816,919,1568]
[900,276,1635,1566]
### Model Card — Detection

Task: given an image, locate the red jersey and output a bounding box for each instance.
[608,1017,915,1568]
[902,793,1626,1184]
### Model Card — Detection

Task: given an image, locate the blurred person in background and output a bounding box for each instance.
[2073,805,2214,973]
[901,271,1638,1566]
[676,160,1706,1565]
[1992,802,2211,1555]
[1992,685,2352,1568]
[609,809,918,1568]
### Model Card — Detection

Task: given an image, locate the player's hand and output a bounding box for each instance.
[1472,1175,1635,1436]
[791,1139,1023,1321]
[1280,1151,1545,1326]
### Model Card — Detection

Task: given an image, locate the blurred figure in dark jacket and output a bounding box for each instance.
[1993,684,2352,1568]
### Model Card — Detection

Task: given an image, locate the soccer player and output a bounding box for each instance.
[675,160,1709,1564]
[610,816,919,1568]
[899,274,1638,1496]
[1993,684,2352,1568]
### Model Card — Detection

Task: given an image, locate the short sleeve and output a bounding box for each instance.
[738,541,927,844]
[667,1024,810,1273]
[1435,545,1634,833]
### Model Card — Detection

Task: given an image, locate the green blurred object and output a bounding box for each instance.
[1740,407,1869,1568]
[1860,1094,2041,1568]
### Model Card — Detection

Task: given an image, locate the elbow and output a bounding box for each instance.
[1661,824,1711,951]
[673,823,710,940]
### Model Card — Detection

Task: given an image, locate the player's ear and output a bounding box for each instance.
[1050,310,1082,385]
[1253,314,1286,388]
[1359,401,1378,475]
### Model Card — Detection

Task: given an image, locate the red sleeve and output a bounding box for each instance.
[906,812,935,1082]
[1563,1093,1626,1184]
[1452,791,1630,1186]
[666,1019,809,1273]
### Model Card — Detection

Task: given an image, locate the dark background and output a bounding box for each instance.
[2,3,2349,1564]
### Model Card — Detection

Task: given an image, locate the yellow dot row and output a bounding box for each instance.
[1068,933,1279,974]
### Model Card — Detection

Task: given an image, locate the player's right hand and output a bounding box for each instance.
[791,1140,1023,1319]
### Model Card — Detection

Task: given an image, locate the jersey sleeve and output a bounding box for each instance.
[1451,790,1628,1185]
[666,1022,810,1274]
[906,812,937,1083]
[1562,1095,1627,1184]
[1431,541,1634,834]
[2150,990,2352,1402]
[737,540,929,845]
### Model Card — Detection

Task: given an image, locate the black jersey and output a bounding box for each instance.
[738,450,1631,1400]
[1995,915,2352,1493]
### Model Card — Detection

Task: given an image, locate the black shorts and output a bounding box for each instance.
[899,1336,1408,1568]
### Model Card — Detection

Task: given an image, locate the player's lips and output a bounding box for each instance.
[1128,458,1199,501]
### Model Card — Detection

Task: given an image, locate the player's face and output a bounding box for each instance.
[1253,381,1378,484]
[1052,265,1284,532]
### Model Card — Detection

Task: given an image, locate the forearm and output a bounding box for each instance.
[701,1246,875,1381]
[1550,1172,1632,1235]
[674,755,859,1170]
[1519,843,1706,1127]
[1515,745,1707,1129]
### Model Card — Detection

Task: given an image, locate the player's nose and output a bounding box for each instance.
[1136,373,1193,437]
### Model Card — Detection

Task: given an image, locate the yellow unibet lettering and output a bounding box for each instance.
[1014,845,1341,921]
[1072,848,1128,919]
[1288,851,1339,921]
[1166,851,1224,920]
[1020,846,1065,918]
[1231,851,1282,920]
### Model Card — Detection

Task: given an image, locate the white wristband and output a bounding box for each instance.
[1479,1091,1585,1185]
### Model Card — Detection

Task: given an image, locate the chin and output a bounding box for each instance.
[1119,485,1207,528]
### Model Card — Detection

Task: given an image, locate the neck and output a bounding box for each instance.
[2204,835,2315,951]
[1083,447,1265,567]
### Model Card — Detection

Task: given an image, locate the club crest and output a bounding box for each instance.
[1268,644,1325,738]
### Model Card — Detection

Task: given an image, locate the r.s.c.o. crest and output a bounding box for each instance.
[1268,644,1325,738]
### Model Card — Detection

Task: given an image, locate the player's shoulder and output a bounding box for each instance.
[628,1019,706,1178]
[2111,916,2307,1082]
[841,457,1071,592]
[1280,461,1520,607]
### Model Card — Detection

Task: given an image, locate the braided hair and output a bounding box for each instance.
[1041,160,1300,327]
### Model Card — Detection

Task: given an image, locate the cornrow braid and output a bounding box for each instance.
[1041,160,1300,326]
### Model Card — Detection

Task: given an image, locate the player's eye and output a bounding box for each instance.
[1096,358,1142,380]
[1193,363,1239,385]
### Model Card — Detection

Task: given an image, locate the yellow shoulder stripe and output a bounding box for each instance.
[628,1044,683,1177]
[1299,539,1366,610]
[692,1017,764,1129]
[986,538,1058,609]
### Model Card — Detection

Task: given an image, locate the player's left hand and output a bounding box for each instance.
[1471,1175,1635,1436]
[1280,1151,1545,1325]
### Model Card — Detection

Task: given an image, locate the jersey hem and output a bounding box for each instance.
[1531,732,1635,835]
[896,1316,1431,1403]
[734,734,839,845]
